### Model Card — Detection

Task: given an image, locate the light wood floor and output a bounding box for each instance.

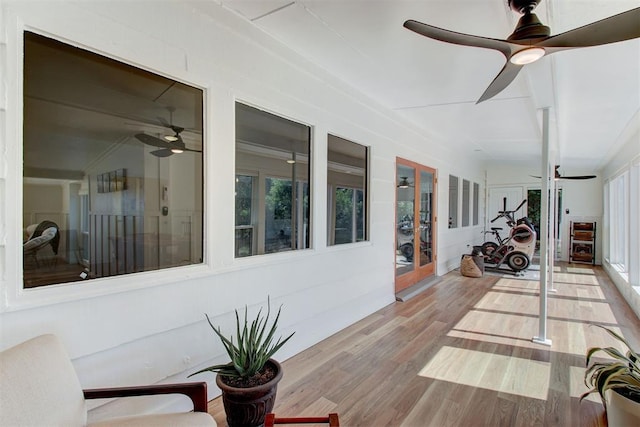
[208,263,640,426]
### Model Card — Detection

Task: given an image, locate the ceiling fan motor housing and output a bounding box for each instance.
[508,12,551,41]
[508,0,542,14]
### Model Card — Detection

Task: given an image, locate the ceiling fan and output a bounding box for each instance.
[404,0,640,103]
[532,165,596,180]
[397,176,414,188]
[134,117,201,158]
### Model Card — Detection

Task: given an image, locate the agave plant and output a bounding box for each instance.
[190,298,294,379]
[581,325,640,404]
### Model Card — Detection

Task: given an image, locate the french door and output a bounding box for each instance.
[395,158,437,293]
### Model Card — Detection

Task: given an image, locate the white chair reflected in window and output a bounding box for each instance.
[23,221,59,268]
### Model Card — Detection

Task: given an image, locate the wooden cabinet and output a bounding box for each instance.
[570,221,596,265]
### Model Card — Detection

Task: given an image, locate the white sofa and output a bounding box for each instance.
[0,334,216,426]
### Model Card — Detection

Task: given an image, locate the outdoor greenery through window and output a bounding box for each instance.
[22,32,204,288]
[235,103,311,257]
[327,135,368,245]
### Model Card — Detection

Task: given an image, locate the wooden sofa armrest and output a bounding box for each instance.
[83,381,209,413]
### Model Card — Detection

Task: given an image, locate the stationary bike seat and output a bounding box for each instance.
[490,227,502,231]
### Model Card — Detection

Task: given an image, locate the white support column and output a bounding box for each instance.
[533,108,553,346]
[548,185,559,293]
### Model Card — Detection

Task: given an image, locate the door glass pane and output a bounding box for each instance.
[396,165,415,276]
[419,170,433,266]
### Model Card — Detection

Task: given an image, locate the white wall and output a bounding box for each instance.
[0,0,484,419]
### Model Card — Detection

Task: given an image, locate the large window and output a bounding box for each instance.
[327,135,368,245]
[608,172,629,272]
[22,32,204,288]
[235,103,311,257]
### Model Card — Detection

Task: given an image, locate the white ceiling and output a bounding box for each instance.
[218,0,640,172]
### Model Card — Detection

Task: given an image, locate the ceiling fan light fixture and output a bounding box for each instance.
[170,148,184,154]
[164,135,179,142]
[398,177,411,188]
[510,47,545,65]
[286,159,296,164]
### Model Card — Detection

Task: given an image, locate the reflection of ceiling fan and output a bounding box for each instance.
[397,176,413,188]
[404,0,640,103]
[532,165,596,180]
[134,114,201,158]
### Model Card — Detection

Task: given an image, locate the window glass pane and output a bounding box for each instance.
[448,175,459,228]
[473,182,479,226]
[356,189,365,241]
[327,135,368,245]
[334,188,354,244]
[235,175,255,257]
[22,32,203,288]
[462,179,470,227]
[235,103,311,256]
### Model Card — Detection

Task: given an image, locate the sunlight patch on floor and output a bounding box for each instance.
[570,366,600,403]
[450,310,538,347]
[565,267,595,275]
[418,346,550,400]
[554,272,599,284]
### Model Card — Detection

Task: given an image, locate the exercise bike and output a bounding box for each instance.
[475,199,536,273]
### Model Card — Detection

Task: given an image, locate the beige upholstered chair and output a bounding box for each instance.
[0,334,217,426]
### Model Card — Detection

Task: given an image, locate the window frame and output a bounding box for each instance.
[326,134,369,246]
[3,28,212,312]
[234,102,312,258]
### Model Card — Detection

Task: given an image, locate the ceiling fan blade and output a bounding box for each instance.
[184,148,202,153]
[539,7,640,49]
[403,20,517,58]
[477,61,524,103]
[562,175,597,180]
[150,148,174,158]
[135,133,173,148]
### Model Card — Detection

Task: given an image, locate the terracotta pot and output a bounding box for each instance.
[606,389,640,427]
[216,359,283,427]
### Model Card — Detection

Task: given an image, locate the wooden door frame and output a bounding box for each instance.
[395,158,437,293]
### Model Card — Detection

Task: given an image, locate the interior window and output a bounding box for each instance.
[327,135,368,245]
[235,103,311,256]
[462,179,470,227]
[473,182,479,226]
[448,175,459,228]
[22,32,204,288]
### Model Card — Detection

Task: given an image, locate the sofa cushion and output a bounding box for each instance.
[90,412,217,427]
[0,334,87,426]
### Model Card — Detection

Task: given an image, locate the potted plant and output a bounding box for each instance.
[581,325,640,426]
[190,299,294,427]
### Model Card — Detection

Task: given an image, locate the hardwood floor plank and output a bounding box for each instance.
[208,264,639,426]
